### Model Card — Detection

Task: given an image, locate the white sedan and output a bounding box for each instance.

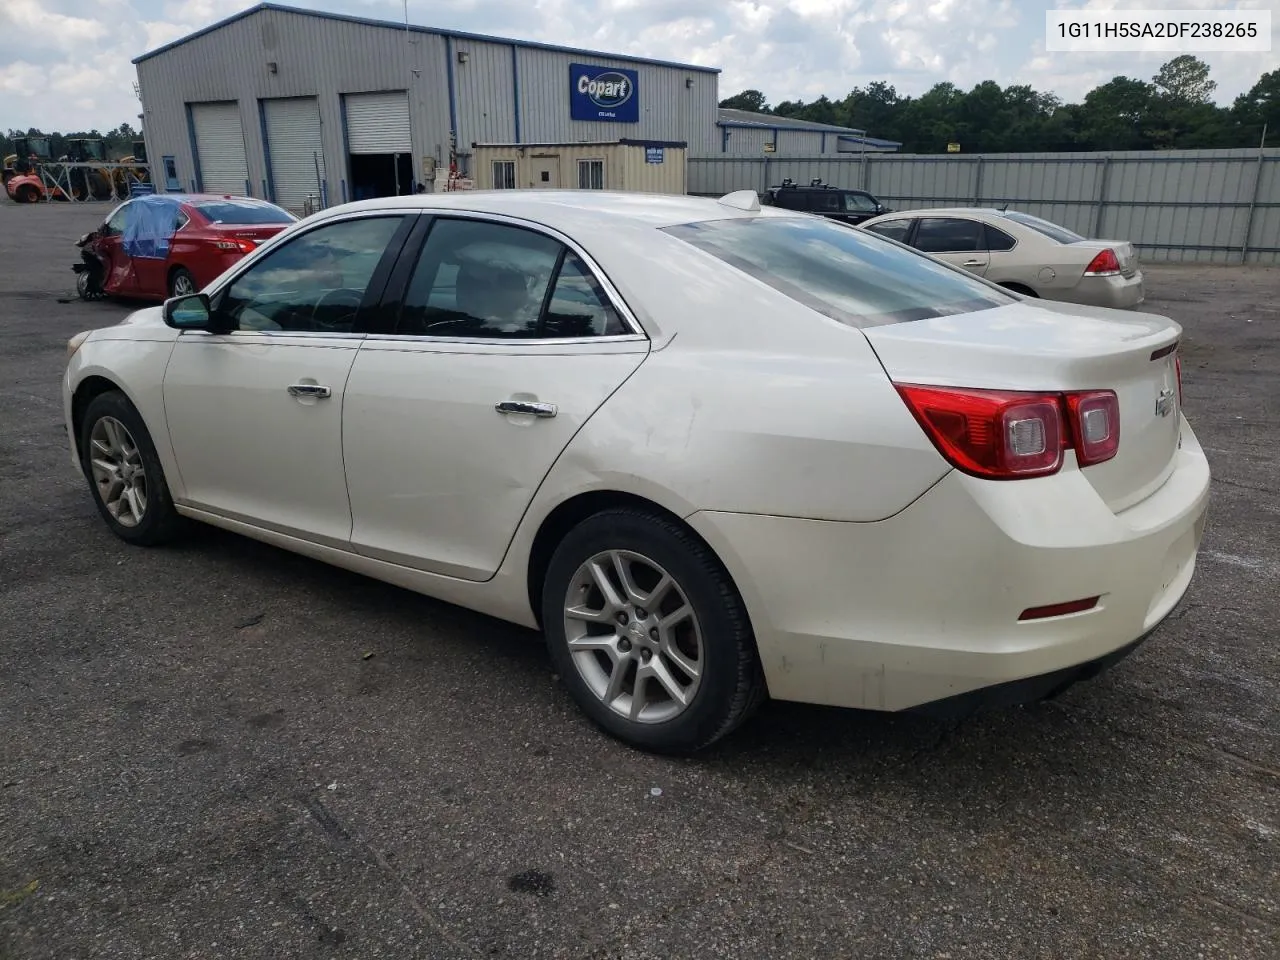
[63,190,1209,753]
[860,207,1145,309]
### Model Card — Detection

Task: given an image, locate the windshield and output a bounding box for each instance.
[1000,211,1086,244]
[663,216,1012,327]
[193,201,295,225]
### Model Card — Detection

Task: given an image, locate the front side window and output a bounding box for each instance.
[913,217,984,253]
[493,161,517,190]
[398,218,625,339]
[219,215,404,333]
[577,159,604,190]
[843,192,879,213]
[665,216,1012,328]
[865,218,912,243]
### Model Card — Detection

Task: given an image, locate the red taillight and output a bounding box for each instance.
[896,384,1121,479]
[1018,597,1100,621]
[1064,390,1120,467]
[895,385,1063,479]
[213,238,256,253]
[1083,248,1121,277]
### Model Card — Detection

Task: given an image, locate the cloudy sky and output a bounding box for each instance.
[1,0,1275,133]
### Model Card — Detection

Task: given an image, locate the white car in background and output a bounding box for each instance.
[860,207,1146,309]
[63,190,1208,753]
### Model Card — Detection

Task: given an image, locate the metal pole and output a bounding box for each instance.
[1240,123,1268,263]
[972,156,984,205]
[1093,157,1111,237]
[762,156,770,194]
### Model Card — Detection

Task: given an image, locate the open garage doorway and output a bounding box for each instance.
[344,91,414,201]
[349,152,414,200]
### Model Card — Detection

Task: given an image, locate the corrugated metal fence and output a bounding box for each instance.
[689,148,1280,264]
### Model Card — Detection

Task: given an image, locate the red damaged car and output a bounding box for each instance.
[74,194,296,301]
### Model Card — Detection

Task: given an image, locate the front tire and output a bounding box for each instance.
[542,508,766,754]
[13,184,39,203]
[79,391,184,546]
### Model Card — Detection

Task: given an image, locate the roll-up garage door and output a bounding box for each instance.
[263,97,326,213]
[345,92,411,154]
[189,101,249,196]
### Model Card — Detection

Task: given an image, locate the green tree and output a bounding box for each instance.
[1233,69,1280,145]
[719,89,770,113]
[1153,55,1216,104]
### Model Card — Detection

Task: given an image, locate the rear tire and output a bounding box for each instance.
[79,390,185,546]
[542,508,766,754]
[168,267,196,298]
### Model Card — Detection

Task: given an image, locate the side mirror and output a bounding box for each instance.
[163,292,213,330]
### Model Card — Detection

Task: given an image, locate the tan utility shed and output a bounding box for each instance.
[470,139,687,194]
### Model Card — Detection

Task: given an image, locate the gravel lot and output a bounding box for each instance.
[1,201,1276,960]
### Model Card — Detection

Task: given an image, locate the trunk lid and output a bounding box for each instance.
[1072,239,1139,278]
[863,300,1181,512]
[203,222,289,244]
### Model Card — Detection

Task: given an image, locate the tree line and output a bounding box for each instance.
[2,124,143,162]
[720,57,1277,153]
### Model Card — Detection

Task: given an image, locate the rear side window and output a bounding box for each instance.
[865,219,912,243]
[984,223,1016,251]
[914,218,983,253]
[770,191,805,211]
[808,192,840,212]
[665,216,1012,328]
[1000,211,1085,244]
[398,219,625,339]
[193,200,295,225]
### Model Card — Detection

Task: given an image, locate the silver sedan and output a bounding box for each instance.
[860,207,1145,309]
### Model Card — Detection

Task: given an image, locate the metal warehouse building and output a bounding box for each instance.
[133,2,722,211]
[133,3,902,213]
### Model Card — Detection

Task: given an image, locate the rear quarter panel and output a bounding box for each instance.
[523,232,952,524]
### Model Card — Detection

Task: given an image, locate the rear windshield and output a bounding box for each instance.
[663,216,1012,327]
[999,211,1085,244]
[192,201,295,225]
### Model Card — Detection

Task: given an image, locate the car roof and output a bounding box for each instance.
[871,207,1007,219]
[310,190,800,231]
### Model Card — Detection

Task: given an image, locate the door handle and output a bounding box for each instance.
[495,400,557,418]
[963,259,984,267]
[287,383,332,399]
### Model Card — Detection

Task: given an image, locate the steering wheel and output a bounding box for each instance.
[312,287,364,331]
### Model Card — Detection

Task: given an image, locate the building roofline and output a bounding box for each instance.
[472,139,688,149]
[132,2,721,72]
[837,134,903,148]
[716,108,864,135]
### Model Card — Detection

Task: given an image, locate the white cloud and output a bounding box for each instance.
[1,0,1274,134]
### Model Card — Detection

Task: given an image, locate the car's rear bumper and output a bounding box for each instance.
[687,415,1209,712]
[1066,271,1145,309]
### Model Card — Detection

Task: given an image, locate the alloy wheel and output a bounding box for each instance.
[563,550,704,724]
[89,416,148,528]
[171,272,195,297]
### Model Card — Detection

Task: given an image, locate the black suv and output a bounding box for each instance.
[761,179,890,225]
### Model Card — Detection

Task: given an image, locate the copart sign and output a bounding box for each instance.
[570,63,640,123]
